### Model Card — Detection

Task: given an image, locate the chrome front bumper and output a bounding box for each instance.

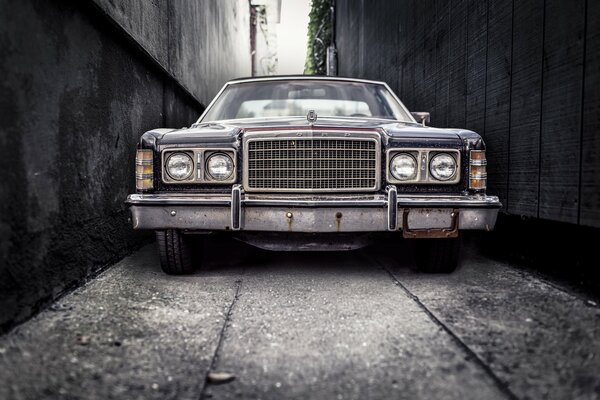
[126,186,501,235]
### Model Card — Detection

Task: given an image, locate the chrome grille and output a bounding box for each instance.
[245,137,379,192]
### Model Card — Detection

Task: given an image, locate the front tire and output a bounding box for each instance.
[413,238,460,273]
[155,230,201,275]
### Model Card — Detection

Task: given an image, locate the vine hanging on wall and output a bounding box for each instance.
[304,0,333,75]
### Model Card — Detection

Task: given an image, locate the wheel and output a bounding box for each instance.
[413,238,460,273]
[155,230,202,275]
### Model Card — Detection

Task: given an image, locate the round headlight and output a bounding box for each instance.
[430,153,457,181]
[390,153,418,181]
[166,152,193,181]
[206,153,234,181]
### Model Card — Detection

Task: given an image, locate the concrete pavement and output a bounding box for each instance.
[1,238,599,400]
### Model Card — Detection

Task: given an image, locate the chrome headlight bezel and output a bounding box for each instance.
[165,152,194,181]
[205,152,234,181]
[386,148,460,184]
[161,148,237,184]
[390,153,418,181]
[429,152,458,181]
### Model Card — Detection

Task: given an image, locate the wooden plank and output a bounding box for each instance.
[357,0,365,77]
[338,0,363,77]
[507,0,544,217]
[362,0,381,79]
[397,0,415,104]
[433,0,450,127]
[410,0,429,112]
[580,0,600,227]
[465,0,488,135]
[401,0,417,109]
[378,0,402,91]
[484,0,512,207]
[447,0,468,128]
[337,0,369,78]
[539,0,585,222]
[421,0,438,117]
[335,0,350,76]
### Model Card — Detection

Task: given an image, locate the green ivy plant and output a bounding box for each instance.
[304,0,333,75]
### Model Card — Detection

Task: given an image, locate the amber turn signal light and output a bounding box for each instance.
[136,149,153,190]
[469,150,487,191]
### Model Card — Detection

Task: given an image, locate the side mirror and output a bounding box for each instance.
[411,112,431,127]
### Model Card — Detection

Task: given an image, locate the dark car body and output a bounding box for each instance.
[126,76,500,274]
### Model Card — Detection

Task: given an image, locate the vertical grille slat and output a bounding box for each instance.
[245,137,379,192]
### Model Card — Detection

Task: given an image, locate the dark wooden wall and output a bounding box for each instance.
[337,0,599,228]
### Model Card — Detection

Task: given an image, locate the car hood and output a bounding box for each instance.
[156,117,476,146]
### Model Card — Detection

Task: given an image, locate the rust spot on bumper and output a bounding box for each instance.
[402,209,460,239]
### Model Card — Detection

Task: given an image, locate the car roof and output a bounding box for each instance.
[225,75,387,86]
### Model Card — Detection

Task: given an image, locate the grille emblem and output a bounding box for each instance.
[307,110,317,124]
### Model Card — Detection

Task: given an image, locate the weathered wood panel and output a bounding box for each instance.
[580,0,600,227]
[484,0,512,207]
[433,0,450,127]
[361,1,375,78]
[398,0,415,104]
[507,0,544,217]
[421,0,438,117]
[539,0,585,222]
[336,0,363,78]
[336,0,597,227]
[378,0,402,91]
[465,0,488,136]
[447,0,468,128]
[410,0,429,112]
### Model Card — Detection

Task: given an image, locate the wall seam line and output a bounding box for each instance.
[506,0,515,213]
[464,0,470,126]
[537,0,546,219]
[482,0,490,138]
[577,0,588,225]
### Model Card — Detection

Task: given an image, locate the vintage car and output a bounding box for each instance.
[126,76,500,275]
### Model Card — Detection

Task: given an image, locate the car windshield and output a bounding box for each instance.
[199,80,413,123]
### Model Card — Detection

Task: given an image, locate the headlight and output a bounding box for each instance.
[390,153,418,181]
[206,153,234,181]
[430,153,457,181]
[165,152,193,180]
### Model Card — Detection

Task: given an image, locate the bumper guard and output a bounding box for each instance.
[126,186,501,236]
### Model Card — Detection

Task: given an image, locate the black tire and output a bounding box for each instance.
[413,238,461,273]
[155,230,201,275]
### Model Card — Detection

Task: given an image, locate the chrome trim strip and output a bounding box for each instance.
[469,160,487,166]
[126,194,501,208]
[128,203,499,232]
[387,186,398,231]
[231,185,242,230]
[227,76,390,85]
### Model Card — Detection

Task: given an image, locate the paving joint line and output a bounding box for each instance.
[362,252,519,400]
[199,272,244,399]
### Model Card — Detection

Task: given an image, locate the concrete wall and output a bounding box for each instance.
[337,0,600,228]
[93,0,252,105]
[0,0,251,332]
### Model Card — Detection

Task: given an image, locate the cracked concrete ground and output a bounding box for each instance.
[1,238,599,400]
